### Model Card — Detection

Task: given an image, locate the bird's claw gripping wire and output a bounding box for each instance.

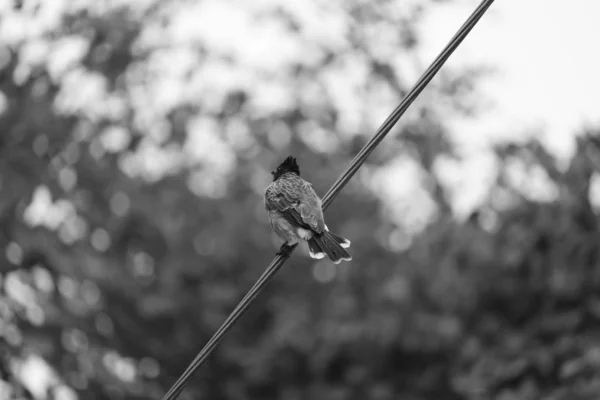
[276,243,294,258]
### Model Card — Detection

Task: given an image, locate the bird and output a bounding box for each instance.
[264,156,352,264]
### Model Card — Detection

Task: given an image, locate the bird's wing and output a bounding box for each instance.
[266,178,325,233]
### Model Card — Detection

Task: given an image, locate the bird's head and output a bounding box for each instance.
[271,156,300,181]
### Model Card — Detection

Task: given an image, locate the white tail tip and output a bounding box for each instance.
[309,249,326,259]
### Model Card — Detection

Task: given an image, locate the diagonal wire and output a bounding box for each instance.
[162,0,495,398]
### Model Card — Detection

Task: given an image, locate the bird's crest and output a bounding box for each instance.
[271,156,300,181]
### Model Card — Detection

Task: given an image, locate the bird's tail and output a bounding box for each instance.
[307,229,352,264]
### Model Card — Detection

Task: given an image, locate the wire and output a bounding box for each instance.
[161,0,495,398]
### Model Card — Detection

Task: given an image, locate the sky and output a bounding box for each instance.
[424,0,600,157]
[413,0,600,216]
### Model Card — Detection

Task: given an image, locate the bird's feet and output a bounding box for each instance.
[276,243,294,258]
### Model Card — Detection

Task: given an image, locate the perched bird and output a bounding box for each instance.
[265,156,352,264]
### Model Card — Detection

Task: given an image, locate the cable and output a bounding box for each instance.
[162,0,495,398]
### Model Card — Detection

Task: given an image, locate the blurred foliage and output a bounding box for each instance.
[1,1,600,400]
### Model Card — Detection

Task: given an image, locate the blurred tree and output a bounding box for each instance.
[3,1,600,400]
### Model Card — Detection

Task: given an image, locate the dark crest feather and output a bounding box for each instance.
[272,155,300,181]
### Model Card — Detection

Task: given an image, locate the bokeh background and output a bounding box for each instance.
[2,0,600,399]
